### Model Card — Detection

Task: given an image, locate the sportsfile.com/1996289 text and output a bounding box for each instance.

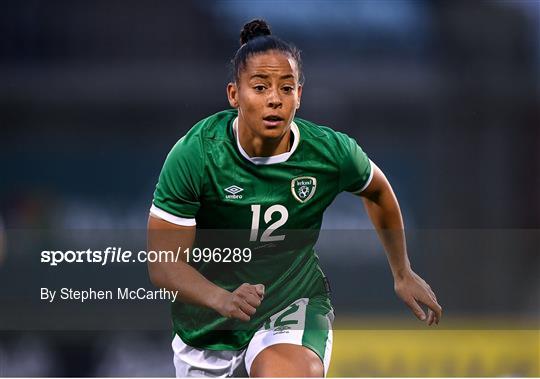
[40,247,252,266]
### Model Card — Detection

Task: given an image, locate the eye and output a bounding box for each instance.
[253,85,266,92]
[282,86,294,93]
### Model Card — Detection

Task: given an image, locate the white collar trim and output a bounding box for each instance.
[232,117,300,165]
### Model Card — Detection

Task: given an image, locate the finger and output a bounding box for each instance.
[406,298,426,321]
[231,308,251,322]
[427,309,435,326]
[431,300,442,321]
[431,312,439,326]
[436,304,442,324]
[236,287,261,305]
[429,293,441,324]
[242,283,264,300]
[242,292,262,308]
[238,299,257,316]
[420,296,442,322]
[426,291,441,324]
[239,283,252,291]
[254,284,265,298]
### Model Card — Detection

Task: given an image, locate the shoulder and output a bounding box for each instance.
[294,116,358,153]
[169,109,237,156]
[195,109,237,140]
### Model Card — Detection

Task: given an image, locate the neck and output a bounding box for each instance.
[237,120,291,157]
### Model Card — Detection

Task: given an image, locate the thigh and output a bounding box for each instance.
[172,334,247,378]
[250,343,323,377]
[244,297,334,377]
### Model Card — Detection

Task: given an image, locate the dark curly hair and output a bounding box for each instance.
[231,19,304,85]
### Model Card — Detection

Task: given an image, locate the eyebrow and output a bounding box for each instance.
[249,74,295,80]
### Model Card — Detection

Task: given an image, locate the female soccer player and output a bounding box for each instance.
[147,19,442,377]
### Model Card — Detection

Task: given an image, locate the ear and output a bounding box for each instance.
[296,84,303,110]
[227,83,239,108]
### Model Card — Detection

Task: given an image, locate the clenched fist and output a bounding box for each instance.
[215,283,265,322]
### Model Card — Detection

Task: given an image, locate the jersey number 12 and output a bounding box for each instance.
[250,204,288,242]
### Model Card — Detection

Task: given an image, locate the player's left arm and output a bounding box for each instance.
[359,162,442,325]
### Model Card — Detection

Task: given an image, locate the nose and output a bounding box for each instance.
[267,88,282,109]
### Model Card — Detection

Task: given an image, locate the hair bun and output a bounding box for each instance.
[240,19,271,45]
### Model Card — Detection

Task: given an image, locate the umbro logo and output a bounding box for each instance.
[224,185,243,200]
[224,185,243,195]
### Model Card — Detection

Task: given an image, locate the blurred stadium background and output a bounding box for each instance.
[0,0,538,376]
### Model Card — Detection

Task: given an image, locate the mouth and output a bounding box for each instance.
[262,115,284,128]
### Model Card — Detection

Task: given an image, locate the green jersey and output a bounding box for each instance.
[151,109,372,350]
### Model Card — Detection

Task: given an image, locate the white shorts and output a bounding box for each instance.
[172,297,334,377]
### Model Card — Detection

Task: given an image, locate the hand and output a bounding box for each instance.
[394,269,442,326]
[214,283,265,322]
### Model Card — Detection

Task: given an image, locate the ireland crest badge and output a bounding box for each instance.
[291,176,317,203]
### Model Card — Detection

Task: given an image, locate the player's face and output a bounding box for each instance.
[227,50,302,140]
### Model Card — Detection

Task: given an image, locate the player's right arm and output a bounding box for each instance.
[147,214,263,321]
[148,130,263,321]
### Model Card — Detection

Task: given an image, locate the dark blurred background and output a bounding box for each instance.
[0,0,538,376]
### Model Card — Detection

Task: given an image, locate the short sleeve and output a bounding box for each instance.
[151,134,204,223]
[338,135,373,194]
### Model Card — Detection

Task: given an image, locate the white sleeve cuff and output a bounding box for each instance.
[149,204,196,226]
[351,159,374,194]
